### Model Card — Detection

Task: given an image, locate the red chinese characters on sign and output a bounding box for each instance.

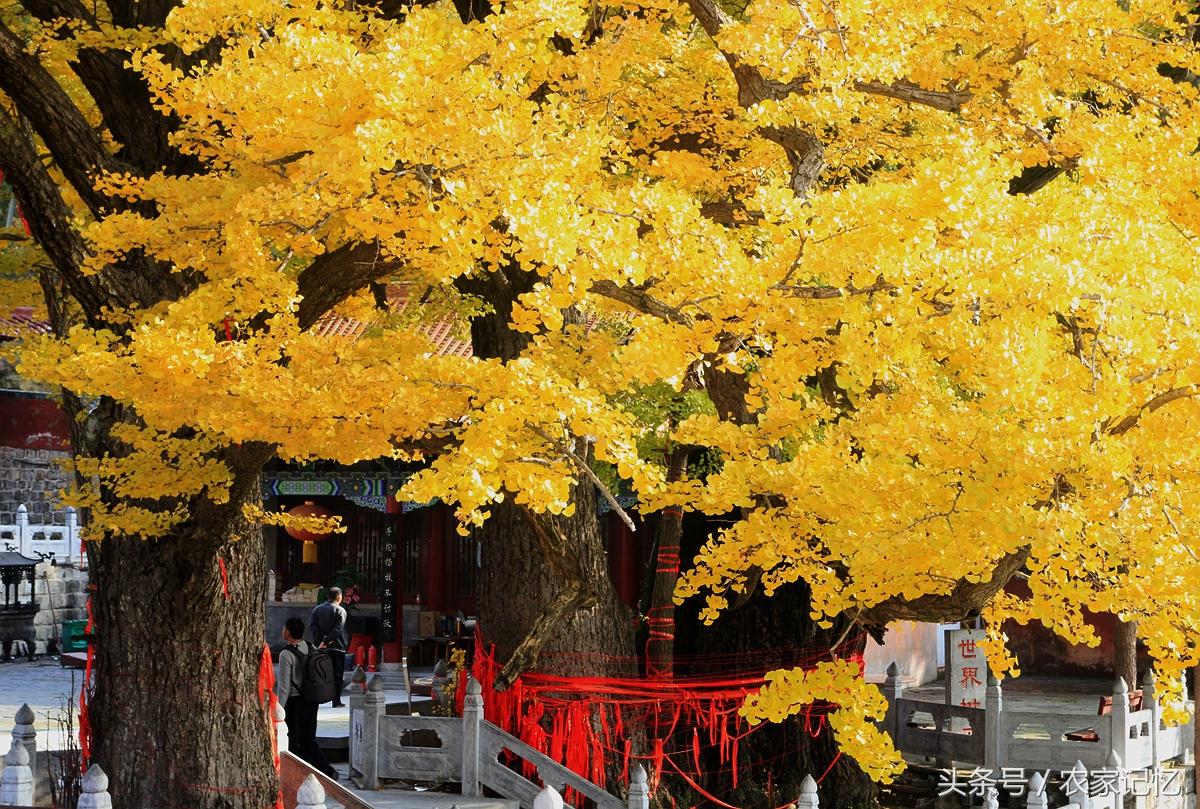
[960,666,983,688]
[947,629,989,726]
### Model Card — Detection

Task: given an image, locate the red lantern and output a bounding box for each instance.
[284,501,334,564]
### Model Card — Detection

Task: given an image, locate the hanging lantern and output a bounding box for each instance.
[284,501,335,564]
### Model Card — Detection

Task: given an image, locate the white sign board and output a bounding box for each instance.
[946,629,988,731]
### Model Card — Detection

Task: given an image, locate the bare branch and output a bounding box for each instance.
[1106,383,1200,436]
[527,423,637,532]
[776,274,899,299]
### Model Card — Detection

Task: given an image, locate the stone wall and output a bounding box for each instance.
[16,563,89,655]
[0,446,72,525]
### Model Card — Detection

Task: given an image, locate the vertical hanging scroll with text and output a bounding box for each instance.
[379,519,398,643]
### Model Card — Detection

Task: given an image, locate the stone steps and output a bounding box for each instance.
[326,792,517,809]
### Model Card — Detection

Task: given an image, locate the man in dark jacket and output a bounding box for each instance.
[309,586,348,707]
[277,618,338,779]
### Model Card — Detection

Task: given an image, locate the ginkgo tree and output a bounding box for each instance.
[5,0,1200,806]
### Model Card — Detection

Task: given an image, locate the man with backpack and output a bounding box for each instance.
[277,617,339,779]
[309,586,349,707]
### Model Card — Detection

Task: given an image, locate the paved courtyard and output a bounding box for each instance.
[0,657,85,752]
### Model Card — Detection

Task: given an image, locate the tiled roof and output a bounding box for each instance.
[0,307,52,339]
[1,291,474,357]
[310,285,473,357]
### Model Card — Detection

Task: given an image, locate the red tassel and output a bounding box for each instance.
[79,596,94,771]
[730,738,739,788]
[692,727,701,774]
[218,556,230,600]
[257,643,284,809]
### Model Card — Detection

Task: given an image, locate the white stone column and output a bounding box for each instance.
[627,763,649,809]
[984,673,1003,771]
[1064,760,1091,809]
[0,738,33,806]
[1143,668,1159,765]
[880,661,903,742]
[12,703,35,766]
[1111,677,1131,767]
[1024,772,1048,809]
[461,676,483,797]
[274,700,288,754]
[360,673,386,789]
[534,785,564,809]
[77,764,112,809]
[295,774,326,809]
[795,774,819,809]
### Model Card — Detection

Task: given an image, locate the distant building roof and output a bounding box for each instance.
[310,285,473,358]
[1,289,474,357]
[0,307,52,339]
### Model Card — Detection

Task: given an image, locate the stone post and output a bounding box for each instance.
[15,504,28,557]
[981,786,999,809]
[1111,677,1130,767]
[65,507,78,565]
[360,673,386,789]
[1142,668,1159,766]
[295,774,326,809]
[77,764,112,809]
[462,676,483,798]
[347,665,366,772]
[627,763,649,809]
[984,673,1003,771]
[533,785,565,809]
[274,700,288,754]
[881,661,903,742]
[1024,772,1048,809]
[1104,750,1127,807]
[0,738,33,806]
[1064,760,1090,809]
[350,665,368,696]
[795,774,819,809]
[12,703,35,765]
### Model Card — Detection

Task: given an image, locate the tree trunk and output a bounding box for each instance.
[477,486,635,680]
[1114,618,1138,691]
[646,448,688,679]
[87,440,278,809]
[676,518,877,809]
[459,265,636,682]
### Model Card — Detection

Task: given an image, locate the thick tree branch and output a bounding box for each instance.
[853,80,972,113]
[588,279,694,325]
[493,582,593,690]
[490,504,596,690]
[0,19,125,217]
[0,106,122,317]
[22,0,197,174]
[295,242,402,330]
[858,548,1031,625]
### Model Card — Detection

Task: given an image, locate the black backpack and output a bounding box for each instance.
[285,645,337,704]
